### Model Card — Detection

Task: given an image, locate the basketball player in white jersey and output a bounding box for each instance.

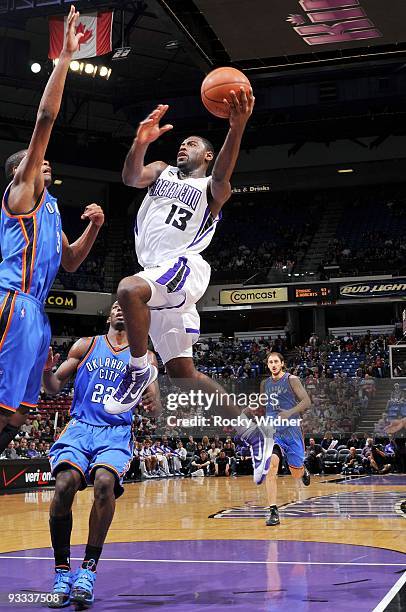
[105,89,273,484]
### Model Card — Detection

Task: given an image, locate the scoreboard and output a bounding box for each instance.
[291,285,336,302]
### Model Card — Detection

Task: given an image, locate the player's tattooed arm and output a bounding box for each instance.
[8,6,83,214]
[208,87,255,217]
[279,375,311,419]
[42,337,93,394]
[122,105,171,188]
[61,203,104,272]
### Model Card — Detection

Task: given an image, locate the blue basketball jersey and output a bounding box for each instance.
[0,184,62,303]
[265,372,298,421]
[71,335,132,426]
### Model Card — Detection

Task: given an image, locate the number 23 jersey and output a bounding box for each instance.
[71,335,132,426]
[135,166,221,268]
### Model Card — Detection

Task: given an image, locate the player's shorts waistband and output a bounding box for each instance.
[0,288,44,311]
[142,253,206,270]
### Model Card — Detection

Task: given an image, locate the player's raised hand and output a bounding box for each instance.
[136,105,173,145]
[62,5,84,57]
[44,347,61,372]
[81,203,104,227]
[223,86,255,131]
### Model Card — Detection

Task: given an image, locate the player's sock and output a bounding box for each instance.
[129,353,148,370]
[0,424,19,453]
[82,545,102,571]
[49,513,73,570]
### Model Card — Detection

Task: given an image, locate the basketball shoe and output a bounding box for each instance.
[302,466,311,486]
[237,419,274,485]
[104,363,158,414]
[266,505,280,527]
[70,561,97,607]
[48,569,73,608]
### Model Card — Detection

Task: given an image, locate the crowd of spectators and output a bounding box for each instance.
[125,434,253,480]
[120,196,320,283]
[320,187,406,278]
[0,415,64,460]
[304,433,400,475]
[55,222,108,292]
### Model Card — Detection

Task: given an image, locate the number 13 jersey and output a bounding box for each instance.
[135,166,221,268]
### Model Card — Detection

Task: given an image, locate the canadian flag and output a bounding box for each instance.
[48,11,114,60]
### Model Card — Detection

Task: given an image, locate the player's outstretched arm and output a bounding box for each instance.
[122,104,172,188]
[61,203,104,272]
[8,6,83,215]
[208,87,255,217]
[42,338,93,394]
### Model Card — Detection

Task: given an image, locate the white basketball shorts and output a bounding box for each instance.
[136,254,210,364]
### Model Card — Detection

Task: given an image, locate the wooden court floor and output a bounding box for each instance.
[1,474,404,552]
[0,475,405,611]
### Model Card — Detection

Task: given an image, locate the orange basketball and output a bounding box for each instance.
[201,67,252,119]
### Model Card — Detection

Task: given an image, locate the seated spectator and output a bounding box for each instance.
[185,436,197,457]
[321,431,339,452]
[341,447,364,475]
[362,438,375,472]
[17,438,29,458]
[3,440,18,460]
[305,438,323,474]
[223,440,237,476]
[215,450,230,477]
[190,450,211,476]
[346,433,362,449]
[20,418,33,438]
[369,443,395,474]
[26,441,39,459]
[208,442,220,462]
[172,441,187,475]
[151,440,172,477]
[140,440,158,478]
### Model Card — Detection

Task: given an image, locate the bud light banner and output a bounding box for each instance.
[194,0,406,61]
[339,278,406,299]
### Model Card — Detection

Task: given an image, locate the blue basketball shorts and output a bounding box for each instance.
[49,419,133,498]
[274,427,305,469]
[0,289,51,413]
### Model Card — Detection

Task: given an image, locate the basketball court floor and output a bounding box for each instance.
[0,474,405,611]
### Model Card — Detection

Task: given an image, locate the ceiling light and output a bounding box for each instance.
[54,179,62,185]
[84,63,95,74]
[31,62,41,74]
[337,168,354,174]
[70,60,80,72]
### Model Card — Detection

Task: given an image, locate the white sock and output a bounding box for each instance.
[129,353,148,370]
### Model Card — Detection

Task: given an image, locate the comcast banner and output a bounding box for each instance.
[219,286,288,306]
[339,279,406,299]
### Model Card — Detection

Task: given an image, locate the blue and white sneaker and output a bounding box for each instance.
[237,420,274,485]
[70,561,97,608]
[48,568,73,608]
[104,364,158,415]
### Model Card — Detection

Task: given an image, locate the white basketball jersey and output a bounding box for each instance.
[135,165,220,268]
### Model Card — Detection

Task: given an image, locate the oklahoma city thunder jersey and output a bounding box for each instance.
[71,335,132,426]
[135,165,220,268]
[0,184,62,303]
[265,373,298,430]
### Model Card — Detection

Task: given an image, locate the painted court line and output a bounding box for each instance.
[0,556,405,567]
[372,570,406,612]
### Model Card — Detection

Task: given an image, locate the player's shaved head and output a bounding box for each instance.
[5,149,27,180]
